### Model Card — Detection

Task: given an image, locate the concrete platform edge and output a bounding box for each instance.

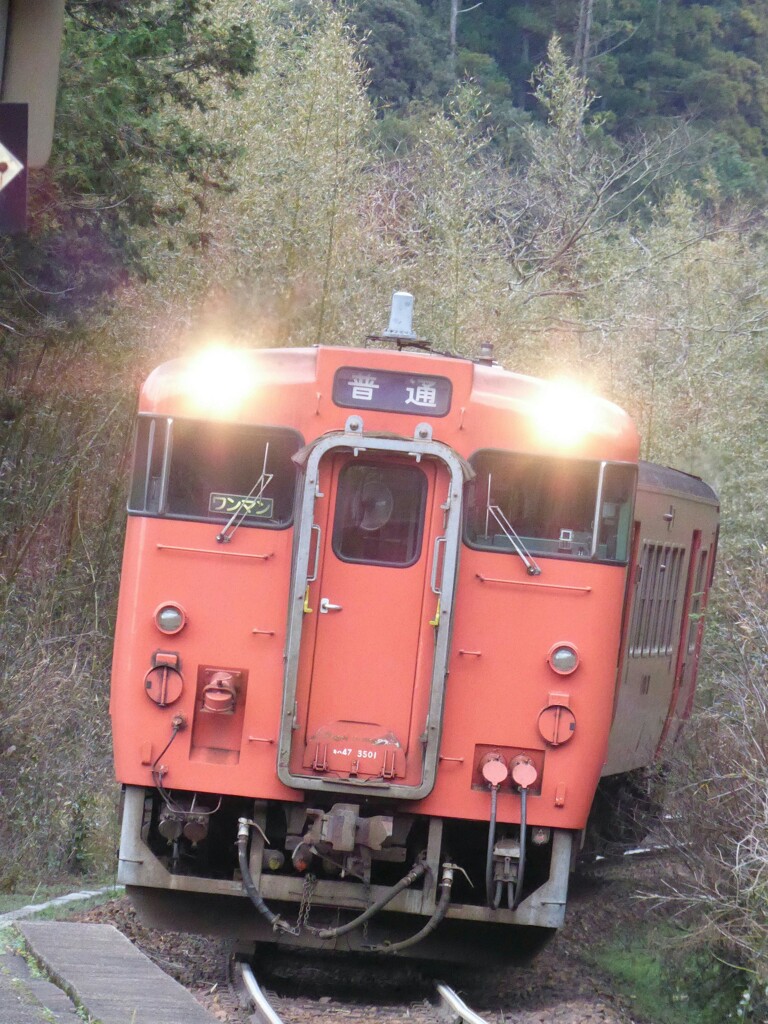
[16,920,219,1024]
[13,925,87,1021]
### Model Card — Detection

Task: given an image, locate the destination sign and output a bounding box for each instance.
[333,366,452,417]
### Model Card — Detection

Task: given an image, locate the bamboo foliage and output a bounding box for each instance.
[148,0,382,347]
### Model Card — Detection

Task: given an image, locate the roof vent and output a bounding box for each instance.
[478,341,494,365]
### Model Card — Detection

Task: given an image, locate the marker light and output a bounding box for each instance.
[532,379,599,449]
[183,347,254,411]
[548,643,579,675]
[531,826,551,845]
[155,603,187,635]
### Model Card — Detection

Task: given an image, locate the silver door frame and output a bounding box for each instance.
[277,416,467,799]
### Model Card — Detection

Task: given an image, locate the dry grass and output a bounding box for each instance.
[640,556,768,1007]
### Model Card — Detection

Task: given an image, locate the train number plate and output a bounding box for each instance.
[302,727,403,778]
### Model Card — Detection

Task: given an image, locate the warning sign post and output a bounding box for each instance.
[0,104,28,234]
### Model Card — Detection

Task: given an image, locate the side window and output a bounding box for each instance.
[129,417,302,529]
[596,464,636,562]
[129,417,169,514]
[332,462,427,567]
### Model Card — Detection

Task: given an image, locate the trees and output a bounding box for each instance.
[643,558,768,1015]
[0,0,259,878]
[350,0,451,110]
[388,0,768,192]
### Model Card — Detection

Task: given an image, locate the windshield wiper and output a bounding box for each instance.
[216,444,273,544]
[486,505,542,576]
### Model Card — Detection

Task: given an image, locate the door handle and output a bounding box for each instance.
[307,524,321,583]
[320,597,343,613]
[431,536,447,595]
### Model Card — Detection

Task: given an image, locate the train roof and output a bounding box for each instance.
[638,460,719,505]
[140,346,639,459]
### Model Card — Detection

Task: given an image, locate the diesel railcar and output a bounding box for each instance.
[111,294,718,961]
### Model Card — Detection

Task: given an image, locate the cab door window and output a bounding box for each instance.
[332,462,427,567]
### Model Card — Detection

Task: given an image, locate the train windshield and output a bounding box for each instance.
[465,451,636,564]
[128,416,302,528]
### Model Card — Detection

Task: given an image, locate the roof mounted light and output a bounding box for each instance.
[383,291,417,339]
[368,291,431,350]
[532,379,599,449]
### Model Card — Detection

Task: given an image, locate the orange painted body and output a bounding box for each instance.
[419,556,626,828]
[111,345,639,831]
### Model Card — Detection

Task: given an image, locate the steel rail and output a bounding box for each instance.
[240,963,489,1024]
[239,962,286,1024]
[436,982,490,1024]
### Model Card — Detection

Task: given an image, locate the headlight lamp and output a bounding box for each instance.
[548,643,579,675]
[532,379,599,449]
[154,603,187,635]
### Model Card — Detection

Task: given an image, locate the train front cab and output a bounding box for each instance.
[111,345,666,961]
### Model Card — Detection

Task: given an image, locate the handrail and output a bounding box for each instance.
[156,544,273,560]
[475,573,591,593]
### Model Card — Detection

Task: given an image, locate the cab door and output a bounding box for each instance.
[291,451,447,788]
[278,429,466,799]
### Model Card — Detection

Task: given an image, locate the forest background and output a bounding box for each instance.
[0,0,766,1011]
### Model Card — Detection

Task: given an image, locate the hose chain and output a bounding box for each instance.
[297,872,316,931]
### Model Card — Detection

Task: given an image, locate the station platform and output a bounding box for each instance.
[1,921,218,1024]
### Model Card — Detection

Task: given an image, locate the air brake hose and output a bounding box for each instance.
[484,783,499,908]
[511,786,528,910]
[237,819,295,934]
[484,763,531,911]
[368,861,455,954]
[310,860,428,939]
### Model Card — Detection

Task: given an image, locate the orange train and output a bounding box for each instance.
[111,294,718,961]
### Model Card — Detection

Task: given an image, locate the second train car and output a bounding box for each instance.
[111,293,718,961]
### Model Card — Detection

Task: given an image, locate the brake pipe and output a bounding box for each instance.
[509,758,537,910]
[481,757,509,908]
[237,819,296,935]
[484,782,500,908]
[310,860,428,939]
[511,785,528,910]
[368,861,455,954]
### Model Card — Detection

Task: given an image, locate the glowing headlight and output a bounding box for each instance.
[155,603,187,635]
[183,347,254,411]
[548,643,579,675]
[532,379,599,448]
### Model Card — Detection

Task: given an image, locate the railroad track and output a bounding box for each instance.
[238,961,490,1024]
[435,981,492,1024]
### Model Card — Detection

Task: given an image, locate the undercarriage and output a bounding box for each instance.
[118,785,573,962]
